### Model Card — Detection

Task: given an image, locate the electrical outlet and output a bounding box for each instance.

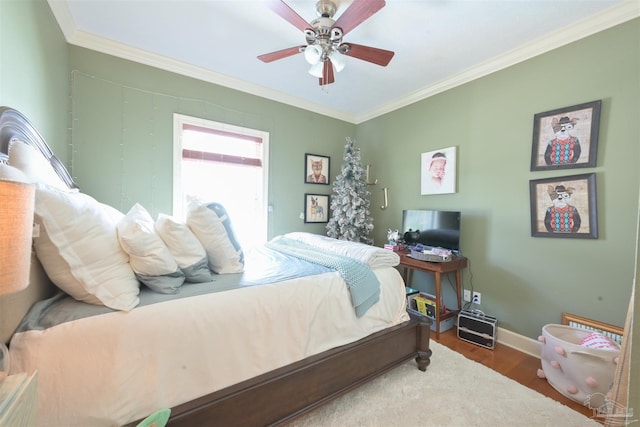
[463,290,471,302]
[472,292,481,305]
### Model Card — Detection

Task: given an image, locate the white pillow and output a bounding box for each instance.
[9,140,71,191]
[187,201,244,274]
[33,184,140,310]
[155,214,213,283]
[0,163,30,182]
[117,204,185,294]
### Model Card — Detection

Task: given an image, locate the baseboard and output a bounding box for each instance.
[496,326,542,358]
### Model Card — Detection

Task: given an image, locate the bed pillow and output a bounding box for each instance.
[155,214,213,283]
[186,201,244,274]
[117,204,185,294]
[33,184,140,310]
[0,163,30,182]
[8,140,71,191]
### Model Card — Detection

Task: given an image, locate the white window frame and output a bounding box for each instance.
[172,113,270,242]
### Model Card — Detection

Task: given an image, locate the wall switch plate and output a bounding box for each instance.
[463,290,471,302]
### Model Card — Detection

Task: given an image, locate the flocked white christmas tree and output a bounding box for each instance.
[326,137,374,245]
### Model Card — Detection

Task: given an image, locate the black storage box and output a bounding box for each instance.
[457,309,497,349]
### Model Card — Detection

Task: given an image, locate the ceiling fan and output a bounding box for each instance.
[258,0,394,86]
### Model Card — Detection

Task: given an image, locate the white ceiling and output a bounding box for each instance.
[48,0,637,124]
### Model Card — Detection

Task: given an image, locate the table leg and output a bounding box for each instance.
[403,268,414,288]
[434,272,442,339]
[455,270,463,311]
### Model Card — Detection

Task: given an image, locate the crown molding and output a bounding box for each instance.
[73,31,356,123]
[355,0,640,124]
[48,0,638,125]
[46,1,355,123]
[47,0,75,41]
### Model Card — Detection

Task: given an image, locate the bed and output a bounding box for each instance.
[0,106,431,427]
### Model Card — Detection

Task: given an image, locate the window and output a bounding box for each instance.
[173,114,269,250]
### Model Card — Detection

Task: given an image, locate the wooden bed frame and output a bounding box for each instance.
[156,321,430,426]
[0,106,432,426]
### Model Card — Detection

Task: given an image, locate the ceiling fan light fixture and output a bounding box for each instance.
[308,61,325,77]
[304,44,322,64]
[316,0,337,19]
[260,0,393,86]
[329,50,345,72]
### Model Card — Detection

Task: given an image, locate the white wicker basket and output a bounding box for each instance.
[539,324,619,405]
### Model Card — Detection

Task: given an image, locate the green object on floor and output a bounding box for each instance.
[136,408,171,427]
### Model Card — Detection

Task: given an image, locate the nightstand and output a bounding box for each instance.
[399,251,468,338]
[0,372,37,426]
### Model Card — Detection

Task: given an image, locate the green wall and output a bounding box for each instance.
[0,0,69,160]
[67,48,355,239]
[3,0,639,409]
[358,19,640,338]
[66,16,640,340]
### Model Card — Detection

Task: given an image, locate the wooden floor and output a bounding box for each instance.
[432,329,598,421]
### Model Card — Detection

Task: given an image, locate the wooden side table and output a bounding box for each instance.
[0,372,38,426]
[398,252,468,338]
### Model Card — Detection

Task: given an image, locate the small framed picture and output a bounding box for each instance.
[530,100,601,171]
[304,193,329,223]
[529,173,598,239]
[305,153,330,185]
[421,146,457,195]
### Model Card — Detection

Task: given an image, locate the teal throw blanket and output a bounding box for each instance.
[266,236,380,317]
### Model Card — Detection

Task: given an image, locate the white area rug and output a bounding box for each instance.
[288,341,602,427]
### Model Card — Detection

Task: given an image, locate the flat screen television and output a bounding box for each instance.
[401,210,461,252]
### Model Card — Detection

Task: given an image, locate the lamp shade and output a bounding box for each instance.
[0,177,35,295]
[304,45,322,65]
[308,61,325,78]
[329,50,346,72]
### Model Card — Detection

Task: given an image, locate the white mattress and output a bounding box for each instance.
[9,267,408,426]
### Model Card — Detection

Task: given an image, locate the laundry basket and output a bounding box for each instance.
[539,324,619,405]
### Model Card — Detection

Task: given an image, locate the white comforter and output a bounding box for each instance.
[10,267,408,426]
[284,232,400,269]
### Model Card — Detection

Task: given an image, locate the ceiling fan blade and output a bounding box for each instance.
[343,43,394,66]
[333,0,386,36]
[265,0,311,32]
[258,46,305,63]
[319,61,335,85]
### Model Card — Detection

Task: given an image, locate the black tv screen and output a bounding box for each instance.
[401,210,461,252]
